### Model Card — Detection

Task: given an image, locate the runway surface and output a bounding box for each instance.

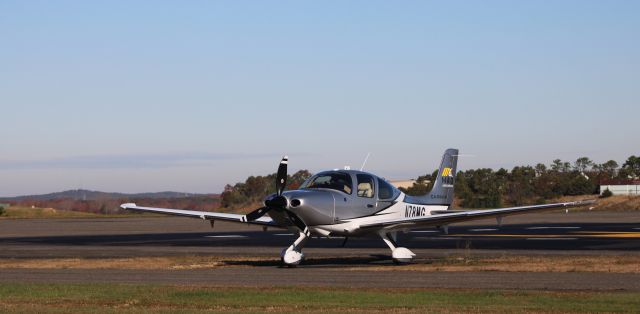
[1,210,639,290]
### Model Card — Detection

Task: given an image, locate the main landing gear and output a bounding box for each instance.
[379,231,415,264]
[281,228,310,266]
[281,230,415,266]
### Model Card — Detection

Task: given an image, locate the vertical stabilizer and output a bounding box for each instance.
[406,148,458,206]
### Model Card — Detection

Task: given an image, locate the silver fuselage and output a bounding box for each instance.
[267,170,446,237]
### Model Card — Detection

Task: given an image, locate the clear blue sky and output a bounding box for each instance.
[1,1,638,196]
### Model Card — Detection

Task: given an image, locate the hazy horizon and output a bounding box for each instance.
[1,1,638,197]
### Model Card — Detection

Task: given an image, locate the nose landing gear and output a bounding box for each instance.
[281,228,310,266]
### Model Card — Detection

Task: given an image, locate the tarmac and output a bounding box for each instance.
[1,210,639,290]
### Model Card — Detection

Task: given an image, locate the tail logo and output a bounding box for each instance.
[441,167,454,187]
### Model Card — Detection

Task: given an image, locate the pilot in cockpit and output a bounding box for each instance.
[331,176,352,194]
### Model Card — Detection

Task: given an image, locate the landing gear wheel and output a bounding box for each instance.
[281,246,304,266]
[379,232,416,265]
[391,247,416,264]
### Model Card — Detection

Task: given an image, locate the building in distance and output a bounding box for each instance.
[390,179,427,190]
[600,179,640,196]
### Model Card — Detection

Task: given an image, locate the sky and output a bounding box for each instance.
[1,1,638,196]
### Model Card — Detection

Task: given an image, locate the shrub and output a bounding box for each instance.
[600,188,613,198]
[0,206,5,216]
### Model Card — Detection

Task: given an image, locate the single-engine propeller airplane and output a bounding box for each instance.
[121,149,594,266]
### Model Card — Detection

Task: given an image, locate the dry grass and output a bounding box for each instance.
[1,254,639,273]
[0,256,262,270]
[590,195,640,211]
[353,255,640,273]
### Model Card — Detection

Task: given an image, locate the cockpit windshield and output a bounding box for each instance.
[301,171,353,194]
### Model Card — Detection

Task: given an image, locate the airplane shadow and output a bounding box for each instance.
[223,254,396,268]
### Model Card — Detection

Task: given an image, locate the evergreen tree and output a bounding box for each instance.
[622,155,640,178]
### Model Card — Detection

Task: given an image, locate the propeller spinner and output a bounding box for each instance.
[244,156,307,230]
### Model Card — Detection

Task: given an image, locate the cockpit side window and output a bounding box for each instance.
[377,177,396,200]
[301,172,353,194]
[356,174,375,198]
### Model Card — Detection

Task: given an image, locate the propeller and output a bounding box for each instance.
[244,206,270,222]
[243,156,307,230]
[285,210,307,231]
[276,156,288,196]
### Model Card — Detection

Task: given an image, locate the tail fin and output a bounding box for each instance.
[408,148,458,206]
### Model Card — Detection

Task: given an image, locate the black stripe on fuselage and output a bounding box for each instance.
[405,202,450,206]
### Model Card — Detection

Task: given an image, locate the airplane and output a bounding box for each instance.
[121,149,595,266]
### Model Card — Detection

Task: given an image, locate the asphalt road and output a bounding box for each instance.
[1,210,639,290]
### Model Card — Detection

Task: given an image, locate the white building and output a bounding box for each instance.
[390,179,416,189]
[390,179,431,190]
[600,179,640,196]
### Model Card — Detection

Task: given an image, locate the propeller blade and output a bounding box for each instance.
[285,210,307,231]
[244,206,271,221]
[276,155,288,196]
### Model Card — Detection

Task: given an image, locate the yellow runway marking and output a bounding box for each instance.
[526,238,577,240]
[526,226,580,230]
[450,234,569,238]
[448,231,640,239]
[572,231,640,238]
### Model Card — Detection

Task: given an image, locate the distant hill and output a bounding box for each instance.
[0,189,212,201]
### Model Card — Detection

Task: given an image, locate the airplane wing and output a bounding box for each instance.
[358,200,596,231]
[120,203,281,227]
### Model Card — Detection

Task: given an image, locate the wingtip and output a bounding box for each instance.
[120,203,137,209]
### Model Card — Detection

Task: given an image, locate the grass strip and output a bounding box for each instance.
[0,283,638,313]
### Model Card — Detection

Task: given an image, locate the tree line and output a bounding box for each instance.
[402,155,640,208]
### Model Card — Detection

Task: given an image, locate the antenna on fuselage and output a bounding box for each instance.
[360,152,371,171]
